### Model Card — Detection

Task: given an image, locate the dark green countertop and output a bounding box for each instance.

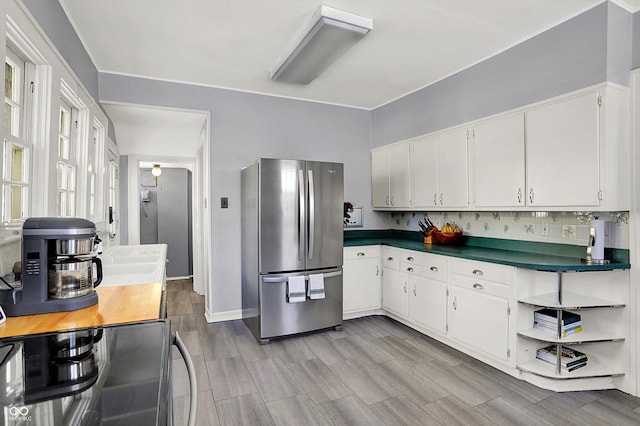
[344,230,630,272]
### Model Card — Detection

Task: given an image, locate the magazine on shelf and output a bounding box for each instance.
[536,344,588,368]
[534,309,581,325]
[534,318,582,330]
[534,323,583,337]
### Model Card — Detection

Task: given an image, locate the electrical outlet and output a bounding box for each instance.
[541,223,549,236]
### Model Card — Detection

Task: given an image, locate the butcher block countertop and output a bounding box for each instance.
[0,282,164,338]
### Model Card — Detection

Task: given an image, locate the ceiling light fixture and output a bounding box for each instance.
[270,5,372,85]
[151,164,162,177]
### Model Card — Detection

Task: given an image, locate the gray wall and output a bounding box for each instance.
[98,73,376,313]
[371,2,632,147]
[21,0,117,141]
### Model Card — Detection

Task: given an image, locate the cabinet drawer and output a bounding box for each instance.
[422,253,447,282]
[344,245,381,260]
[400,251,421,265]
[382,247,400,270]
[449,258,513,284]
[401,262,421,276]
[451,275,508,299]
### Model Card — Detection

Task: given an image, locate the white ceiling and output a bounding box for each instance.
[101,103,207,157]
[58,0,640,156]
[60,0,640,110]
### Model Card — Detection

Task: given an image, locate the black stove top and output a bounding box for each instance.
[0,320,172,425]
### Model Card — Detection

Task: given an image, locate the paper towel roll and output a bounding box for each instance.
[591,219,605,261]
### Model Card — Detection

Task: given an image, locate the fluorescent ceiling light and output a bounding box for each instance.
[271,5,373,85]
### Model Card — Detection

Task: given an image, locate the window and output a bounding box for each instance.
[57,98,76,216]
[2,47,31,221]
[88,120,105,220]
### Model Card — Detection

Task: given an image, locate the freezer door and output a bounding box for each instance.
[259,268,343,340]
[305,161,344,270]
[259,159,307,273]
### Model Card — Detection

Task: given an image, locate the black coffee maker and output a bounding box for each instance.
[1,218,102,316]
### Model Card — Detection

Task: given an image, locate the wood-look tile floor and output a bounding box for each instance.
[167,279,640,425]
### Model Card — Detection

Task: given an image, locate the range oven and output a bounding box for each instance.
[0,320,196,425]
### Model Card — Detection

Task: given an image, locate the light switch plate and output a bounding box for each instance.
[221,197,228,208]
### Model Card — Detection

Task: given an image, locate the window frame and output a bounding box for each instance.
[2,45,33,222]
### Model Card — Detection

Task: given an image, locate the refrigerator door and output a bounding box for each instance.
[259,159,307,273]
[259,268,343,341]
[305,161,344,270]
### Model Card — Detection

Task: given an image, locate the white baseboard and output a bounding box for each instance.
[205,309,242,323]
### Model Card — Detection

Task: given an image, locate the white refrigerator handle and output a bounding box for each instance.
[174,331,197,426]
[307,169,315,260]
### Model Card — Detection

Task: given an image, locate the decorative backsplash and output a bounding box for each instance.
[388,211,630,249]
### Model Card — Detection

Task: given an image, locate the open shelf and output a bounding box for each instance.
[518,292,625,309]
[517,328,625,344]
[517,357,624,380]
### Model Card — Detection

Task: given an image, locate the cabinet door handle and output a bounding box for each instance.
[385,195,389,206]
[390,195,394,206]
[434,193,438,206]
[403,283,407,293]
[407,267,414,272]
[413,285,417,296]
[357,252,365,257]
[453,296,457,310]
[517,188,522,204]
[387,257,394,261]
[376,266,380,276]
[529,188,534,203]
[472,269,484,276]
[439,193,443,205]
[407,256,414,262]
[472,283,485,291]
[430,266,438,272]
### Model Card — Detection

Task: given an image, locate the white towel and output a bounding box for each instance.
[308,273,325,300]
[287,276,306,303]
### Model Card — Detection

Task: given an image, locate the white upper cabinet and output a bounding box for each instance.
[470,113,525,208]
[372,83,628,212]
[526,90,600,208]
[411,135,439,207]
[436,128,469,208]
[371,148,389,208]
[388,144,411,208]
[371,143,411,209]
[412,129,468,209]
[525,85,628,210]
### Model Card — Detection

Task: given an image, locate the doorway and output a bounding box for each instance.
[140,166,193,278]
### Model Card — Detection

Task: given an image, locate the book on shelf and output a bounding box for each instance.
[533,323,583,337]
[534,309,581,326]
[536,344,588,369]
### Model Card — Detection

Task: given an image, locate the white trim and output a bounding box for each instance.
[205,309,242,323]
[630,68,640,397]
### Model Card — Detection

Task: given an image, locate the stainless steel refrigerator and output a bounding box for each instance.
[241,158,344,343]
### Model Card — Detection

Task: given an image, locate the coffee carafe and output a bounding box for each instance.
[1,217,102,316]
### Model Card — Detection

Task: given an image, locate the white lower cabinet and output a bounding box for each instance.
[351,244,631,394]
[447,259,514,364]
[409,253,448,334]
[343,246,381,317]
